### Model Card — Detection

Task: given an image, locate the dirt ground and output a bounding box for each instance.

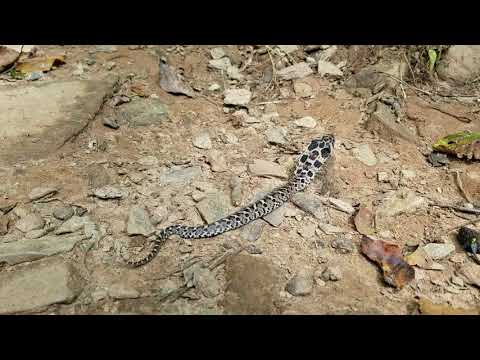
[1,45,480,315]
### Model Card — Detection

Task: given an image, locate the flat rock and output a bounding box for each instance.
[15,213,45,233]
[53,205,74,221]
[192,131,212,150]
[352,144,377,166]
[298,223,317,238]
[286,271,313,296]
[265,127,288,145]
[293,81,314,98]
[294,116,317,128]
[0,199,17,214]
[126,206,155,236]
[28,187,58,201]
[224,254,283,314]
[209,58,231,71]
[248,159,288,179]
[230,176,243,206]
[226,66,244,80]
[423,243,455,260]
[158,166,202,186]
[93,185,128,199]
[321,266,343,281]
[107,283,140,300]
[0,260,84,314]
[291,193,328,221]
[0,46,19,72]
[224,89,252,106]
[87,163,112,189]
[376,189,426,218]
[184,264,221,298]
[437,45,480,83]
[207,150,228,172]
[94,45,117,53]
[263,206,286,227]
[366,102,416,144]
[0,78,117,164]
[196,191,231,223]
[0,232,88,265]
[119,98,168,127]
[54,215,89,235]
[277,62,313,80]
[317,60,343,76]
[210,47,226,60]
[240,219,267,241]
[277,45,298,54]
[317,222,346,235]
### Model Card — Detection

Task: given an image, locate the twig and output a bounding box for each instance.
[253,100,286,106]
[446,217,480,234]
[454,170,474,203]
[265,45,279,92]
[403,51,417,85]
[375,71,434,96]
[433,203,480,215]
[426,104,472,123]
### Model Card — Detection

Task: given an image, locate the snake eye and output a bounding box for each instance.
[447,140,455,145]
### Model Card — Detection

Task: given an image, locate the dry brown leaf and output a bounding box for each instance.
[15,54,66,75]
[418,298,479,315]
[361,236,415,288]
[354,205,375,235]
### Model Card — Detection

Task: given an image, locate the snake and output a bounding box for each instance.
[125,134,335,267]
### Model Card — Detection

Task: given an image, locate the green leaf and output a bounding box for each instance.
[428,49,438,72]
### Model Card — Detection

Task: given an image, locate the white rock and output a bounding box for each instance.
[192,131,212,150]
[423,243,456,260]
[208,83,221,91]
[277,45,299,54]
[277,62,313,80]
[226,65,244,80]
[224,89,252,106]
[208,58,231,71]
[294,116,317,129]
[248,159,288,179]
[210,47,226,60]
[352,144,377,166]
[317,60,343,76]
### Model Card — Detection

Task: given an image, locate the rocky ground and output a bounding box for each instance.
[1,45,480,315]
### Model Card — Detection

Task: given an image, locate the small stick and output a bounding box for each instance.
[454,170,474,203]
[446,217,480,234]
[433,203,480,215]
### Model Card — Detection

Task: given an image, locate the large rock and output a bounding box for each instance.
[119,98,169,127]
[0,77,117,164]
[0,233,87,265]
[224,254,283,314]
[0,260,84,314]
[366,102,417,144]
[437,45,480,83]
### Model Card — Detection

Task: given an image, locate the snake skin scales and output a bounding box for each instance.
[125,134,335,267]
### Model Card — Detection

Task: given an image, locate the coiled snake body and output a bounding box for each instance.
[126,134,335,267]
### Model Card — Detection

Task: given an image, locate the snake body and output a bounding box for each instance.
[126,134,335,267]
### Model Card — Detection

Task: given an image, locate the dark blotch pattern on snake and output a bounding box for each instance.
[125,134,335,267]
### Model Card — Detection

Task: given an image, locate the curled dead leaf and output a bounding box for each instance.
[361,236,415,288]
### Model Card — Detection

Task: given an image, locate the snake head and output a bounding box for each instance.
[322,134,335,147]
